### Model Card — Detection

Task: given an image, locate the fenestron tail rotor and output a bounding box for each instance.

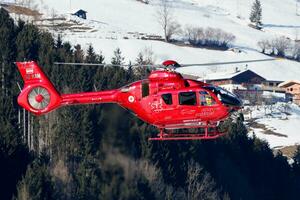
[28,86,50,110]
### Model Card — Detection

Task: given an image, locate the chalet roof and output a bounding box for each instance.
[200,69,265,81]
[204,69,246,80]
[278,80,300,88]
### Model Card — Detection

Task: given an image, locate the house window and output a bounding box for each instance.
[199,91,216,106]
[179,92,196,105]
[162,93,173,105]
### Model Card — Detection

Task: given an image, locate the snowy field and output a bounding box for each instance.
[245,103,300,148]
[28,0,300,81]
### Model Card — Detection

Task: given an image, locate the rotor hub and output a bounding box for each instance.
[35,94,44,103]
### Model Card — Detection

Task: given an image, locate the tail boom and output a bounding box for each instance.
[16,61,119,115]
[61,90,119,105]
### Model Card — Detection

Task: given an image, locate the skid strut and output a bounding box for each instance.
[149,122,226,141]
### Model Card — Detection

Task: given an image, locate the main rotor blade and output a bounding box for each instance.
[180,58,280,67]
[54,58,281,68]
[54,62,156,67]
[54,62,120,66]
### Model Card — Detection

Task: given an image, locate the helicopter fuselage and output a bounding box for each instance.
[16,61,242,140]
[116,70,233,129]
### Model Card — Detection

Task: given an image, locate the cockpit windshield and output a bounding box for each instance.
[203,86,242,107]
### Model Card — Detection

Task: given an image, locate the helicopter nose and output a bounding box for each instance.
[234,97,243,107]
[221,93,243,107]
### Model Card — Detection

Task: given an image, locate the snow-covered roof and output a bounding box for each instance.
[198,69,267,82]
[203,69,250,81]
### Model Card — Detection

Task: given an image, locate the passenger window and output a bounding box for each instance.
[199,91,216,106]
[142,81,149,97]
[162,93,173,105]
[179,92,196,105]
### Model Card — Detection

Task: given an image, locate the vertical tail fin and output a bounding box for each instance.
[16,61,61,115]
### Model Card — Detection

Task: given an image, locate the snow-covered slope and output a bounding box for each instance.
[245,103,300,148]
[31,0,300,81]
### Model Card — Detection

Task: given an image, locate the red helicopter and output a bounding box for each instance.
[16,59,274,140]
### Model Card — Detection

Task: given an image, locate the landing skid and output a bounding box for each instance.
[149,123,226,141]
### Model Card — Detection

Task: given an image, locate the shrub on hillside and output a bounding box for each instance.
[184,25,235,49]
[258,37,292,57]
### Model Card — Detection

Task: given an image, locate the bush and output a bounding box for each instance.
[184,25,235,49]
[272,37,291,57]
[258,37,291,57]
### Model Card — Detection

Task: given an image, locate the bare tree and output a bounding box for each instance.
[187,160,221,200]
[157,0,181,42]
[272,36,291,57]
[292,42,300,61]
[184,26,235,48]
[257,39,271,54]
[184,25,204,45]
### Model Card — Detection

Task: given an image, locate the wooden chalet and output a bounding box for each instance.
[206,69,266,86]
[204,69,266,103]
[202,69,287,104]
[279,80,300,105]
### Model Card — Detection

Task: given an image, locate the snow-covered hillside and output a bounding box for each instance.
[29,0,300,81]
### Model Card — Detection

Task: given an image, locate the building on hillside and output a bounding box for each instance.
[203,69,265,103]
[278,80,300,105]
[72,9,87,19]
[202,69,286,104]
[261,80,284,93]
[205,69,266,87]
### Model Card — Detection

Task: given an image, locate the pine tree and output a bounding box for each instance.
[134,52,152,79]
[249,0,262,28]
[74,44,84,63]
[55,34,63,49]
[111,48,124,65]
[72,157,102,200]
[38,31,55,74]
[16,24,40,61]
[0,8,17,96]
[78,44,99,91]
[85,44,97,63]
[15,155,55,200]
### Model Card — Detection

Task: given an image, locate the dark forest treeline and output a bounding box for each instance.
[1,8,300,200]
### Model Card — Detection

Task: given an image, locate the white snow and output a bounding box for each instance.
[30,0,300,81]
[245,103,300,148]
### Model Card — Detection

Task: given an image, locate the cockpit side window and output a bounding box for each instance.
[162,93,173,105]
[203,86,241,106]
[179,92,197,105]
[199,91,216,106]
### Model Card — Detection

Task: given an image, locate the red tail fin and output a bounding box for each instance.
[16,61,61,115]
